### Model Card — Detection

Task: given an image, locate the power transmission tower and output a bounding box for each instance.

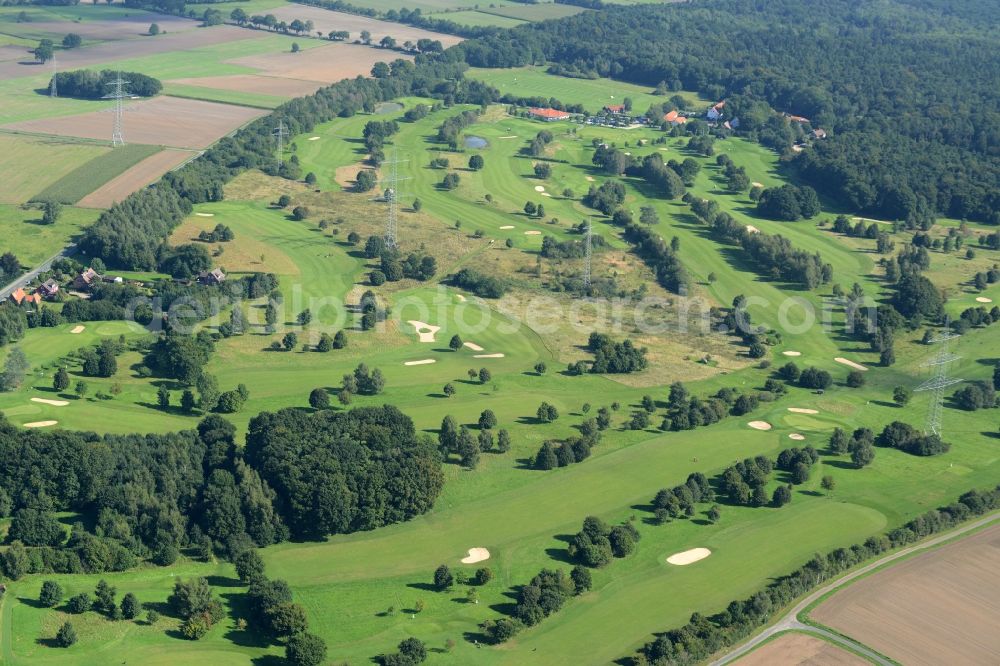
[380,148,410,249]
[49,54,57,98]
[583,220,592,292]
[101,72,130,147]
[914,332,963,436]
[272,120,288,166]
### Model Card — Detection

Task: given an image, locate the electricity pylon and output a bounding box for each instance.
[380,148,410,249]
[272,120,288,165]
[101,72,130,147]
[583,220,592,291]
[914,332,963,436]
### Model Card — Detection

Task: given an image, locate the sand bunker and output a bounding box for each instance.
[541,192,552,197]
[464,342,484,351]
[782,350,801,356]
[24,421,58,428]
[788,408,819,414]
[976,297,993,303]
[752,181,763,188]
[474,353,505,359]
[499,225,515,230]
[789,433,806,441]
[835,357,868,371]
[70,325,85,334]
[524,230,541,235]
[31,398,68,407]
[404,359,436,366]
[667,548,711,566]
[498,135,518,139]
[746,225,761,234]
[585,176,595,182]
[748,421,772,431]
[534,185,545,192]
[308,136,320,141]
[195,212,214,217]
[455,294,466,302]
[407,320,440,343]
[461,548,490,564]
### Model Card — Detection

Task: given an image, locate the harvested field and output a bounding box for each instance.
[77,148,197,208]
[15,15,195,42]
[812,522,1000,666]
[3,96,268,150]
[263,6,463,48]
[0,24,256,81]
[735,633,866,666]
[32,143,161,204]
[226,42,413,85]
[168,74,323,99]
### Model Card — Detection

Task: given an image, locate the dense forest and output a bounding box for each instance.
[454,0,1000,225]
[0,407,443,578]
[48,70,162,99]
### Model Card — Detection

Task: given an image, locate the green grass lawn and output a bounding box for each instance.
[468,66,708,112]
[0,134,110,204]
[0,203,99,265]
[3,85,1000,665]
[432,10,527,28]
[31,143,162,204]
[479,3,588,21]
[160,82,288,109]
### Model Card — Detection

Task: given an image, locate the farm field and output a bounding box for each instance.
[479,3,588,21]
[734,633,866,666]
[31,143,162,204]
[810,522,1000,666]
[2,95,268,150]
[76,147,198,208]
[0,204,99,266]
[468,65,707,111]
[433,10,526,28]
[264,5,465,46]
[0,134,109,204]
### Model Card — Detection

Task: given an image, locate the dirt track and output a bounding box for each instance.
[2,95,267,149]
[812,522,1000,666]
[77,147,197,208]
[735,633,866,666]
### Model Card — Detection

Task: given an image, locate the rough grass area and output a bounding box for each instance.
[434,10,527,28]
[0,203,99,265]
[31,143,162,204]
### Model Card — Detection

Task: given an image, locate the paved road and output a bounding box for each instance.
[710,512,1000,665]
[0,244,75,301]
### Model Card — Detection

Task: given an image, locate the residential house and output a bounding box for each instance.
[9,288,41,307]
[812,128,827,139]
[529,107,572,122]
[604,104,626,114]
[37,279,60,300]
[73,267,101,291]
[198,268,226,286]
[663,110,688,126]
[788,115,810,124]
[706,100,725,121]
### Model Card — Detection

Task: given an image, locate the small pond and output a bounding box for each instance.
[374,102,403,114]
[464,135,488,149]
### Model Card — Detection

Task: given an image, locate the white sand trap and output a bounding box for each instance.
[752,181,763,188]
[524,230,541,235]
[461,547,490,564]
[541,192,552,197]
[24,421,58,428]
[782,350,801,356]
[195,212,214,217]
[474,353,505,358]
[976,297,993,303]
[31,398,69,407]
[499,225,515,230]
[70,325,85,334]
[788,408,819,415]
[406,320,440,343]
[463,342,484,351]
[585,176,595,182]
[498,135,518,139]
[534,185,545,192]
[748,421,772,431]
[746,225,761,234]
[404,359,436,366]
[308,136,320,141]
[834,357,868,371]
[455,294,466,302]
[667,548,711,566]
[789,433,806,441]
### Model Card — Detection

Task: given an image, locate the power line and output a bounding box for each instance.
[101,72,130,147]
[583,220,592,292]
[271,120,288,166]
[914,332,963,437]
[380,148,410,249]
